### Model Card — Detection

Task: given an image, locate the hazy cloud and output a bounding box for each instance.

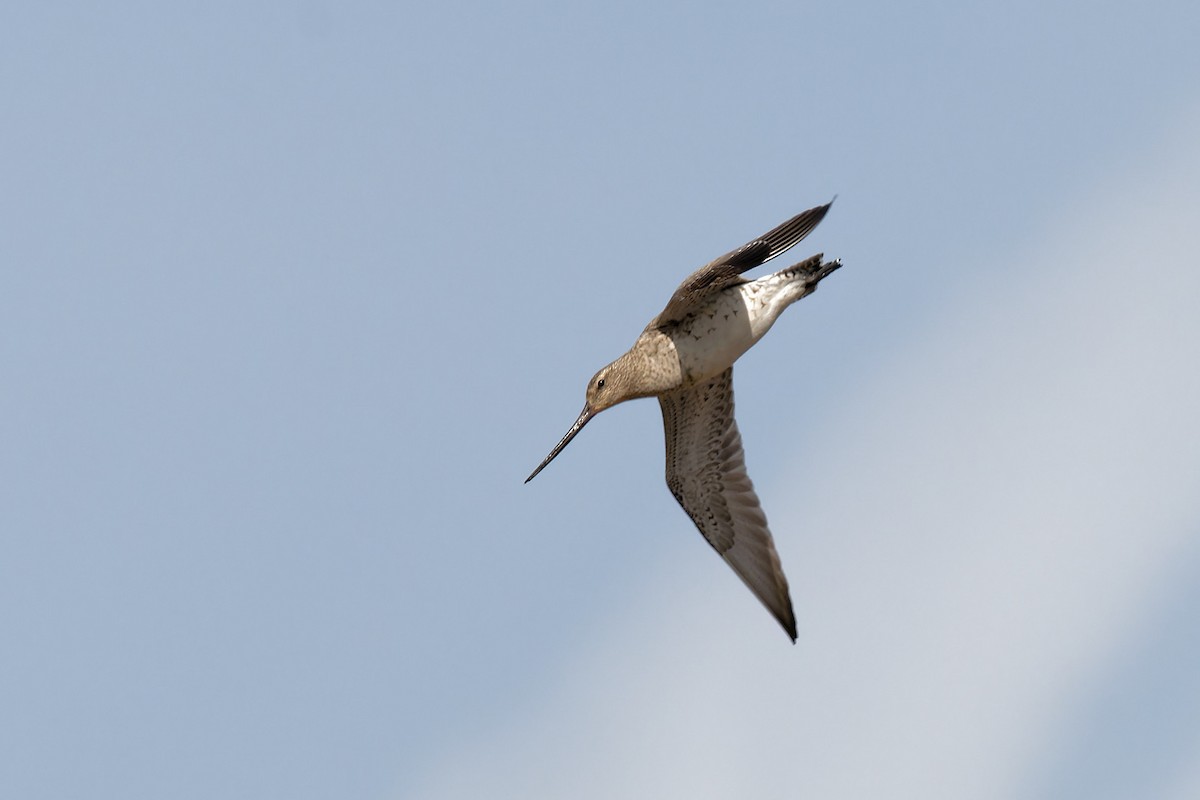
[411,109,1200,800]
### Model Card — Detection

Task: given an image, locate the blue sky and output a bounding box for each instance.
[2,2,1198,798]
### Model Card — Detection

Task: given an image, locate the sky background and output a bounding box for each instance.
[2,2,1199,798]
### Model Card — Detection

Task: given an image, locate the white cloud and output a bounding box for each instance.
[409,109,1200,800]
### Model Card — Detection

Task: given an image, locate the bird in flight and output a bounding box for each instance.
[526,201,841,641]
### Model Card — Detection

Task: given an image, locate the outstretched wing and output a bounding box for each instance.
[651,200,833,327]
[658,367,797,641]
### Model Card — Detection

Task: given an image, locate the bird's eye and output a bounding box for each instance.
[596,378,606,390]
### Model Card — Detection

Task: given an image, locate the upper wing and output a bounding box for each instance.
[650,200,833,327]
[658,367,797,641]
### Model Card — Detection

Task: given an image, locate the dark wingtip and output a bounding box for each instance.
[778,603,798,643]
[805,200,833,228]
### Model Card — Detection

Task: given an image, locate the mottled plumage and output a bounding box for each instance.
[526,201,841,641]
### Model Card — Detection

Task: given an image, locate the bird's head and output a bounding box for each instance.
[525,355,643,483]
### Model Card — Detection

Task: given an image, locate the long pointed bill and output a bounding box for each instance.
[525,404,594,483]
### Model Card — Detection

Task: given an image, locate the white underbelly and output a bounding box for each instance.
[670,288,765,385]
